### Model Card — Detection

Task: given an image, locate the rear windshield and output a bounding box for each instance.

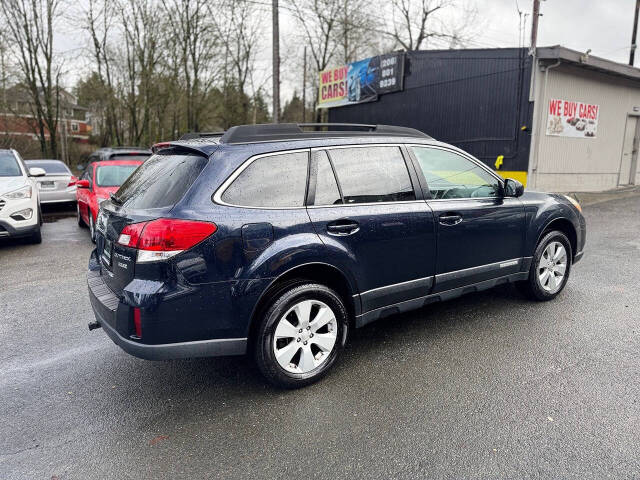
[25,160,70,175]
[0,152,22,177]
[96,165,139,187]
[113,152,207,209]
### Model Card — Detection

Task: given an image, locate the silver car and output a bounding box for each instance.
[24,159,77,204]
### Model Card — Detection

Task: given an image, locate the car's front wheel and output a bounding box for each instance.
[518,230,572,301]
[254,283,348,388]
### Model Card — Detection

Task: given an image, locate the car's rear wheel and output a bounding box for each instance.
[254,283,348,388]
[77,203,85,227]
[518,230,572,301]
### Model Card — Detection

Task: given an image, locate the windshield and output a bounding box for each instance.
[96,165,139,187]
[114,152,207,209]
[25,160,70,175]
[0,152,22,177]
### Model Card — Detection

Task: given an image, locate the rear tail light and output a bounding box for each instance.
[117,218,217,263]
[151,142,172,153]
[133,307,142,338]
[68,175,78,187]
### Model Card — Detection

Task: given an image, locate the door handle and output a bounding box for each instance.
[327,219,360,236]
[439,213,463,226]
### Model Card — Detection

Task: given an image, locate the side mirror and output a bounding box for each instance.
[77,179,90,189]
[29,167,46,177]
[504,178,524,197]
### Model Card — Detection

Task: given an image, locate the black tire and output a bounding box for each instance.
[77,203,85,227]
[31,225,42,244]
[518,230,572,301]
[253,282,349,389]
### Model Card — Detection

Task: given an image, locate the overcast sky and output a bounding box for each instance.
[479,0,636,63]
[53,0,639,101]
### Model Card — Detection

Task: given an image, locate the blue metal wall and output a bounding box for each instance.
[328,48,534,173]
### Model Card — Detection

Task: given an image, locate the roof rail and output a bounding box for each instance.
[219,123,431,144]
[179,131,225,141]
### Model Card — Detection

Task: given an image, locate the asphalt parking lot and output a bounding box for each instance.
[1,197,639,480]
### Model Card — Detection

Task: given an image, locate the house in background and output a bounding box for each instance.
[0,86,91,145]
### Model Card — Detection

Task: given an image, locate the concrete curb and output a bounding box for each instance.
[562,186,640,207]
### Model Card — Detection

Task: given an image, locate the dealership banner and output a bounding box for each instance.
[546,98,599,138]
[318,52,405,108]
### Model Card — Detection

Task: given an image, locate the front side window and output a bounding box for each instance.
[0,152,22,177]
[411,147,501,199]
[221,151,309,208]
[96,165,139,187]
[328,146,415,204]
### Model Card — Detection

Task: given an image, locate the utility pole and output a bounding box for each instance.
[302,46,307,123]
[272,0,280,123]
[630,0,640,66]
[530,0,540,53]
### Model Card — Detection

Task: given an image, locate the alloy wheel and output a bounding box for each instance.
[273,299,338,374]
[538,241,567,293]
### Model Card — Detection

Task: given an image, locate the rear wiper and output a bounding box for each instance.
[109,192,122,205]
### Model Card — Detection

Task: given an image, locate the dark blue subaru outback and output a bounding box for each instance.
[88,123,586,388]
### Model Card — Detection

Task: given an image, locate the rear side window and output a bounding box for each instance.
[328,146,415,204]
[220,151,308,208]
[114,152,207,209]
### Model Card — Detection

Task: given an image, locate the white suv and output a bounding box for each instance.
[0,149,45,243]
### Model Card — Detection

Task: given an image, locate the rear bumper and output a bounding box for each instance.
[87,260,247,360]
[39,189,76,203]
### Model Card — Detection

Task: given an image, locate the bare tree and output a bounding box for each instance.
[83,0,123,145]
[289,0,343,121]
[385,0,476,51]
[161,0,219,132]
[336,0,378,63]
[119,0,163,145]
[2,0,63,157]
[211,0,263,125]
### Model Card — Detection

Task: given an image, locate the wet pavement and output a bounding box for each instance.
[1,197,639,479]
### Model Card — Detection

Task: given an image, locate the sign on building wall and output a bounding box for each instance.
[318,52,404,108]
[546,98,600,138]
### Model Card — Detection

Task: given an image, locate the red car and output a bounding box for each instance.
[76,159,142,241]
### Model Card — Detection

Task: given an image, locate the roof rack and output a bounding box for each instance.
[179,132,225,141]
[219,123,431,144]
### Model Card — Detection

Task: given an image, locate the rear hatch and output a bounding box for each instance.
[95,149,209,297]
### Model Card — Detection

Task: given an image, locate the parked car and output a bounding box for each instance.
[84,147,152,165]
[87,123,586,388]
[0,149,45,243]
[347,58,377,102]
[76,159,143,242]
[25,159,77,204]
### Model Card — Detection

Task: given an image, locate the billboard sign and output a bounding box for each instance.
[318,52,405,108]
[546,98,599,138]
